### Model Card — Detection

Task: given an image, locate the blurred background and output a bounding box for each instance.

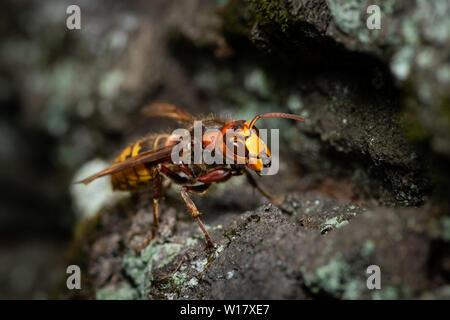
[0,0,252,299]
[0,0,449,299]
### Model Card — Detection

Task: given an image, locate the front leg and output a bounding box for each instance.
[180,186,214,249]
[180,168,236,249]
[197,168,234,183]
[244,169,284,205]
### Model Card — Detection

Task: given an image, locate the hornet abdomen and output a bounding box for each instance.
[111,134,171,191]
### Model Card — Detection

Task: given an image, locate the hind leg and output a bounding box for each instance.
[135,171,162,253]
[151,171,162,237]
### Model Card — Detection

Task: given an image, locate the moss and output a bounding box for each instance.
[400,97,432,144]
[248,0,300,33]
[219,0,301,40]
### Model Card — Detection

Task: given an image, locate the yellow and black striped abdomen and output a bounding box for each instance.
[111,134,170,191]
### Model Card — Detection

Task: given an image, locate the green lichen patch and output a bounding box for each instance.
[172,271,188,287]
[327,0,363,34]
[96,282,139,300]
[299,250,370,300]
[306,255,360,298]
[122,241,184,299]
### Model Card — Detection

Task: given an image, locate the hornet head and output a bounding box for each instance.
[220,113,305,172]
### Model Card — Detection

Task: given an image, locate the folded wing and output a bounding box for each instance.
[76,144,175,184]
[141,102,197,125]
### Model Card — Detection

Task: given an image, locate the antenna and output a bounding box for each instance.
[248,113,306,129]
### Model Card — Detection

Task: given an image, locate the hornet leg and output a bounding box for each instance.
[136,170,162,253]
[244,169,284,205]
[178,168,236,249]
[181,186,213,249]
[151,171,162,238]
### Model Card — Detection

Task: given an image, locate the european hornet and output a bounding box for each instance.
[78,103,305,249]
